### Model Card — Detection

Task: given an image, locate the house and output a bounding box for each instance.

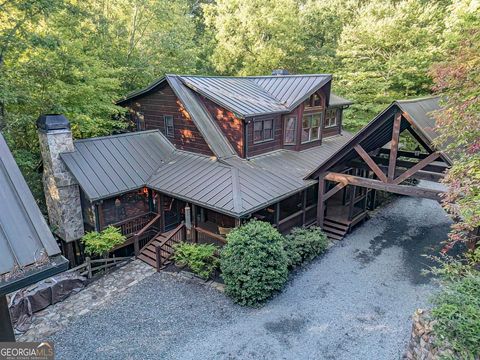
[36,73,450,269]
[0,133,68,341]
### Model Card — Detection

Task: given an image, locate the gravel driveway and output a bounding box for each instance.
[50,194,451,360]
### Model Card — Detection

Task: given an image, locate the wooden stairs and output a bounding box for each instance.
[136,223,186,271]
[322,218,350,241]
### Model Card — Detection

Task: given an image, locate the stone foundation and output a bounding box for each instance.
[404,309,455,360]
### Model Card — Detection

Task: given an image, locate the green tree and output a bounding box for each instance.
[430,0,480,250]
[337,0,448,130]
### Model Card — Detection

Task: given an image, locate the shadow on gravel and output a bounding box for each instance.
[354,217,452,284]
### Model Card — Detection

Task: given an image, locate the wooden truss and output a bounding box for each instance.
[316,111,449,226]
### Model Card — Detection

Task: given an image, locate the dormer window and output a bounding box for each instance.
[304,92,323,109]
[253,119,274,143]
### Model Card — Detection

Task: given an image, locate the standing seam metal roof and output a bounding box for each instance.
[0,133,66,281]
[61,130,353,217]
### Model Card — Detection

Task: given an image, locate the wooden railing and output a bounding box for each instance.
[154,223,186,271]
[133,213,162,256]
[111,212,159,237]
[67,256,132,279]
[195,227,227,247]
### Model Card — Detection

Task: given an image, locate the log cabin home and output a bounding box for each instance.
[36,72,451,269]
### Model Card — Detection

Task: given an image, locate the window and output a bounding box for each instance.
[284,116,297,145]
[325,109,339,128]
[302,113,322,143]
[253,119,274,143]
[164,115,174,137]
[304,92,323,108]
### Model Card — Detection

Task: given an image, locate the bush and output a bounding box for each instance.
[429,248,480,358]
[82,226,126,257]
[220,220,288,307]
[172,242,219,280]
[284,226,328,268]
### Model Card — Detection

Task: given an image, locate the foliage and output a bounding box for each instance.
[429,1,480,250]
[284,227,329,268]
[336,0,447,130]
[81,226,126,257]
[220,220,288,307]
[173,242,219,279]
[429,249,480,358]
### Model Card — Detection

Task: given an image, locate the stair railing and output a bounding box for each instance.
[154,222,186,271]
[133,214,161,256]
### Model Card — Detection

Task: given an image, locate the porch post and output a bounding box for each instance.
[316,174,326,228]
[159,194,165,233]
[275,203,280,228]
[302,190,307,226]
[192,204,198,243]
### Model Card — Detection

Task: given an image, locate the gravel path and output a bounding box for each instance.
[50,194,451,360]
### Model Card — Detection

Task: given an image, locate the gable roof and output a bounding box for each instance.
[62,130,353,217]
[306,96,450,179]
[118,73,339,119]
[0,133,67,295]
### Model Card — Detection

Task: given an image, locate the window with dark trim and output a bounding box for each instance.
[301,113,322,143]
[253,119,274,143]
[164,115,174,137]
[304,92,323,109]
[284,116,297,145]
[325,109,339,128]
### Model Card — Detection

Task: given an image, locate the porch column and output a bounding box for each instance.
[159,194,165,233]
[191,204,198,243]
[316,174,326,228]
[302,190,307,226]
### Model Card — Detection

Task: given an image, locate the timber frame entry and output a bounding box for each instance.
[308,99,451,229]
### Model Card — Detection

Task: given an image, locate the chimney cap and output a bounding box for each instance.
[272,69,289,76]
[36,114,70,132]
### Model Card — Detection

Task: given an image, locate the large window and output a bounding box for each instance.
[302,113,322,143]
[164,115,174,137]
[325,109,339,128]
[253,119,274,143]
[284,116,297,145]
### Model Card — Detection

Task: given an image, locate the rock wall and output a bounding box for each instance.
[404,309,454,360]
[38,128,84,242]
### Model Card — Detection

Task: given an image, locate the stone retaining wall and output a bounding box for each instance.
[404,309,454,360]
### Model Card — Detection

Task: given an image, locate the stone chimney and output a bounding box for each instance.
[272,69,289,76]
[37,114,84,242]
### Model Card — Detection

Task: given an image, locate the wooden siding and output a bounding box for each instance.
[201,96,244,157]
[322,108,343,138]
[124,83,213,156]
[246,114,283,157]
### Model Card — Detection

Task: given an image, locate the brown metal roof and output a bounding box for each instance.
[0,134,67,294]
[62,130,353,217]
[117,73,340,118]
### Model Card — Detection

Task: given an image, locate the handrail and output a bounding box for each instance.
[154,222,186,271]
[110,212,156,228]
[139,222,185,256]
[135,214,161,237]
[133,213,161,256]
[194,226,227,244]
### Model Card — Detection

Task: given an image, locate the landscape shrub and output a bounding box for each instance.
[220,220,288,307]
[81,226,126,257]
[284,226,328,268]
[429,248,480,358]
[172,242,219,280]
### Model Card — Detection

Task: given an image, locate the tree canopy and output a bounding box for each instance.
[1,0,478,250]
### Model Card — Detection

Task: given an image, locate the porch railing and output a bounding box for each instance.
[133,213,162,256]
[194,226,227,247]
[154,222,186,271]
[110,212,159,238]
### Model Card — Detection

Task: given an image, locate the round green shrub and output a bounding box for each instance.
[220,220,288,307]
[172,242,219,280]
[284,226,328,268]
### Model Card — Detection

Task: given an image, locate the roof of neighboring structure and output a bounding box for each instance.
[117,73,346,119]
[0,133,68,295]
[306,96,450,179]
[62,130,353,216]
